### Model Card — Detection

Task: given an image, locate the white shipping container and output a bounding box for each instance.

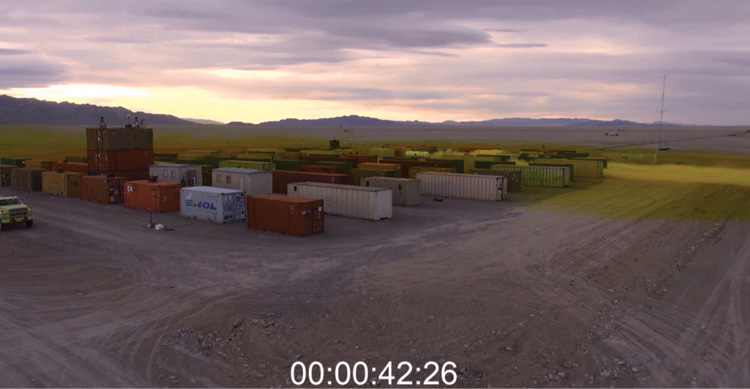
[212,167,272,195]
[361,177,421,206]
[149,163,202,186]
[287,182,392,220]
[416,172,508,201]
[180,186,246,223]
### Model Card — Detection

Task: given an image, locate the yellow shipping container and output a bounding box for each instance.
[41,171,84,197]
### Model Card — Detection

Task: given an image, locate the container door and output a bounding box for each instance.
[238,176,246,193]
[187,171,197,187]
[235,194,245,220]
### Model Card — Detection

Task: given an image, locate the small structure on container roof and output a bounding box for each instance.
[149,163,203,187]
[212,167,272,196]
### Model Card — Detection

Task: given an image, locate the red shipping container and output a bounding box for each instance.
[80,175,126,204]
[123,180,181,212]
[87,149,154,173]
[246,194,324,237]
[50,161,90,174]
[112,169,150,181]
[272,170,353,194]
[300,164,344,174]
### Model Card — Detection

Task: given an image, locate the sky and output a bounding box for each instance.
[1,0,749,125]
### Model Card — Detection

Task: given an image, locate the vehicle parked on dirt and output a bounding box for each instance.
[0,196,34,230]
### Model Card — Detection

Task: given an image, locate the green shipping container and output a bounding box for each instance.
[218,160,275,171]
[533,158,604,179]
[1,158,26,167]
[273,159,308,171]
[491,165,570,188]
[469,169,523,192]
[530,162,575,181]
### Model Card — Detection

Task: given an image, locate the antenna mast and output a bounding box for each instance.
[658,72,670,150]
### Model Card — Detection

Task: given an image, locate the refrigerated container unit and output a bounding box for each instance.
[148,163,203,187]
[491,165,570,188]
[246,194,324,236]
[86,127,154,150]
[272,170,353,194]
[0,165,13,186]
[415,172,507,201]
[469,169,523,193]
[50,161,89,174]
[351,168,398,185]
[361,177,421,206]
[25,160,54,170]
[1,158,26,167]
[218,160,275,171]
[11,167,45,191]
[287,182,392,221]
[180,186,245,223]
[212,167,272,196]
[300,164,344,174]
[80,175,125,204]
[124,180,181,212]
[41,171,83,197]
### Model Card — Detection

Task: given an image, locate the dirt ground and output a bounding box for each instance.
[1,128,749,388]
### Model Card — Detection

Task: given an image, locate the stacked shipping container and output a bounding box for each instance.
[86,125,154,179]
[149,163,203,186]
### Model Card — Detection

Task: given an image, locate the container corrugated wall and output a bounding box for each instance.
[41,171,83,197]
[415,172,507,201]
[246,194,325,236]
[180,186,245,223]
[124,181,181,212]
[80,175,125,204]
[272,170,353,194]
[491,165,570,188]
[469,169,523,192]
[287,182,392,220]
[218,160,275,171]
[148,164,203,186]
[11,168,44,191]
[212,167,272,195]
[532,159,603,179]
[361,177,421,206]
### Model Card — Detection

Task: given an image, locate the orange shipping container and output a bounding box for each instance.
[80,175,126,204]
[124,180,181,212]
[50,161,90,174]
[87,149,154,173]
[246,194,324,237]
[300,165,344,174]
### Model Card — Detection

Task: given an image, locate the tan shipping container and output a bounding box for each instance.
[362,177,421,206]
[11,167,45,191]
[246,194,325,236]
[42,171,84,197]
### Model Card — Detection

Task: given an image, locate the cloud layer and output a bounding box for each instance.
[1,1,748,124]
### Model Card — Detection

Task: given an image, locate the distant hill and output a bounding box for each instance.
[0,95,197,126]
[257,115,432,127]
[257,115,643,127]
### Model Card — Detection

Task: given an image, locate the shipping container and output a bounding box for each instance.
[86,127,153,150]
[65,156,87,163]
[381,158,453,178]
[273,159,308,171]
[573,157,609,169]
[530,162,576,181]
[278,151,302,160]
[492,165,570,188]
[25,160,54,170]
[351,168,398,185]
[408,166,454,178]
[314,160,352,174]
[212,167,272,195]
[236,152,274,161]
[148,163,203,186]
[532,159,603,178]
[114,169,150,181]
[469,169,523,192]
[347,154,379,166]
[357,163,401,177]
[50,161,89,174]
[87,149,154,173]
[246,194,324,236]
[1,157,26,167]
[361,177,421,206]
[218,160,275,171]
[124,180,181,212]
[180,186,245,223]
[601,151,657,164]
[0,165,13,186]
[302,149,344,157]
[368,148,395,158]
[41,171,83,197]
[416,172,507,201]
[272,170,353,194]
[80,175,125,204]
[300,164,344,174]
[246,148,278,155]
[11,167,45,191]
[177,150,223,160]
[474,160,516,169]
[287,182,392,221]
